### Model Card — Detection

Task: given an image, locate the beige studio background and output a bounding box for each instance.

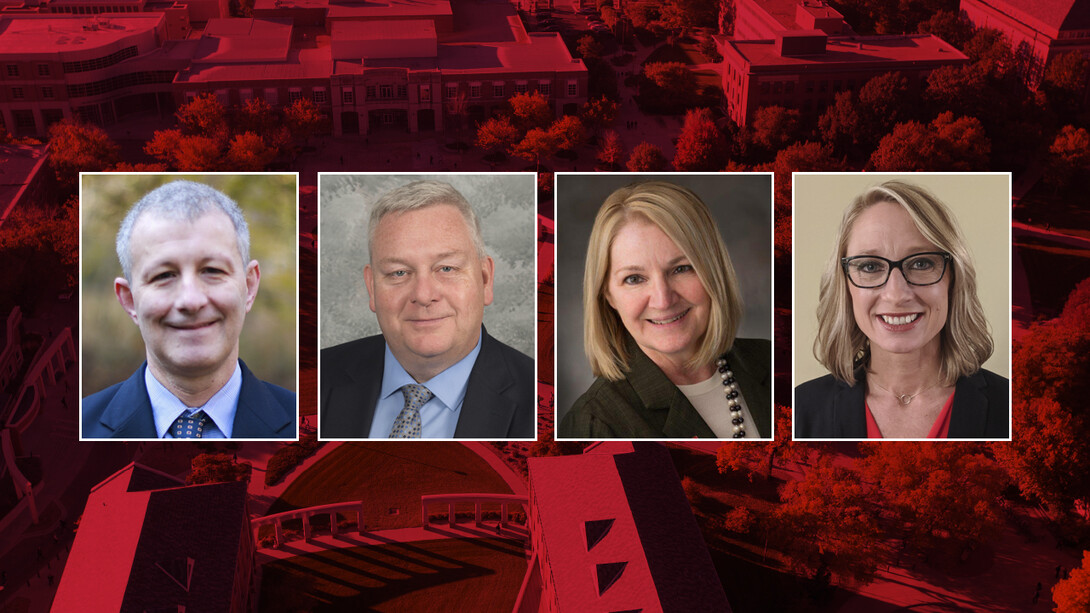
[793,173,1011,386]
[80,173,298,397]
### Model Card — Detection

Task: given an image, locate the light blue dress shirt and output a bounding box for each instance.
[368,332,483,438]
[146,362,242,439]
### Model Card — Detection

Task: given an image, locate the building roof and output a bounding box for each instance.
[192,17,292,63]
[748,0,841,31]
[53,463,249,613]
[438,34,584,74]
[326,0,452,20]
[251,0,454,19]
[727,33,967,68]
[967,0,1090,36]
[0,14,163,55]
[332,17,434,41]
[528,442,731,613]
[177,44,331,82]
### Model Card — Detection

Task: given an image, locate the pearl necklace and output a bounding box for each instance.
[718,357,746,438]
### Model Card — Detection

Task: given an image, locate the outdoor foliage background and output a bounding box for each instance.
[80,173,298,395]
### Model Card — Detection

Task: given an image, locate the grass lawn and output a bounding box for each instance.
[266,442,515,531]
[258,538,527,612]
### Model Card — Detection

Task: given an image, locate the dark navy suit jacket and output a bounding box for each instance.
[82,360,296,439]
[320,327,535,439]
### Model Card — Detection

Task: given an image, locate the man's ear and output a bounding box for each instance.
[480,256,495,306]
[115,277,139,324]
[363,264,376,313]
[244,260,261,313]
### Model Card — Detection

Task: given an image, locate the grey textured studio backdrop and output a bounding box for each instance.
[554,174,774,425]
[318,173,537,357]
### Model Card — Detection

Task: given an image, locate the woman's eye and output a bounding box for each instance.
[623,274,643,285]
[909,259,934,270]
[674,264,693,274]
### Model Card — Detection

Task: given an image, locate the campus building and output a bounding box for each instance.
[524,442,731,613]
[718,0,970,127]
[52,463,255,613]
[0,0,586,137]
[0,13,185,137]
[733,0,854,39]
[960,0,1090,86]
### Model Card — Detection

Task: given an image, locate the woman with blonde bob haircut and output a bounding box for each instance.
[559,181,772,439]
[795,180,1008,439]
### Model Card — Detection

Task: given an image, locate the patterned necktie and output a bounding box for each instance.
[389,384,433,438]
[171,410,209,439]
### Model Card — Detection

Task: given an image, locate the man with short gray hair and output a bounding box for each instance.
[321,180,535,439]
[83,180,296,439]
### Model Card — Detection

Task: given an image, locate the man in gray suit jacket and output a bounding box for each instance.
[82,181,296,439]
[320,180,535,439]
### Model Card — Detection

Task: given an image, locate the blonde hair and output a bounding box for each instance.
[813,180,993,385]
[584,181,743,381]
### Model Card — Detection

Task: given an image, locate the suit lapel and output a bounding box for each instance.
[454,330,516,438]
[834,372,868,438]
[622,335,715,439]
[232,361,293,438]
[948,372,988,438]
[99,365,157,438]
[326,346,383,438]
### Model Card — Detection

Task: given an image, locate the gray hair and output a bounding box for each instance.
[116,180,250,282]
[368,180,486,261]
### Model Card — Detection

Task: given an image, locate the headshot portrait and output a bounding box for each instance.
[793,173,1011,441]
[81,174,298,440]
[318,173,537,440]
[555,174,773,440]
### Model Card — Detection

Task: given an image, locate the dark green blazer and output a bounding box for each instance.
[559,336,772,439]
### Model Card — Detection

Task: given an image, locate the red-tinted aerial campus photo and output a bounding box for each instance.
[1,0,1089,610]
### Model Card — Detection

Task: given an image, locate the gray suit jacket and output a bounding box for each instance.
[320,327,536,439]
[559,336,772,439]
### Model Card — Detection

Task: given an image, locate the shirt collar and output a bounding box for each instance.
[146,362,243,438]
[380,330,483,413]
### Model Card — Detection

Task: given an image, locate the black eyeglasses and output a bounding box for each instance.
[841,252,952,288]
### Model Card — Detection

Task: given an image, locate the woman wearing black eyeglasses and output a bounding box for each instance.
[794,181,1009,439]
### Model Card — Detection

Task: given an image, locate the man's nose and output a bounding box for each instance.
[411,272,440,304]
[175,273,210,311]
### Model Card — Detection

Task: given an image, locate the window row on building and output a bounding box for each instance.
[67,70,174,98]
[62,46,140,74]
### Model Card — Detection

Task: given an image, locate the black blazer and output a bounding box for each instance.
[794,368,1009,439]
[320,327,535,439]
[82,361,297,439]
[559,337,772,439]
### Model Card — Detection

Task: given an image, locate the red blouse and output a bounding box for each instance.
[865,391,955,439]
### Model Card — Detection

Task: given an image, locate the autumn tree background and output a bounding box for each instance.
[80,173,298,396]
